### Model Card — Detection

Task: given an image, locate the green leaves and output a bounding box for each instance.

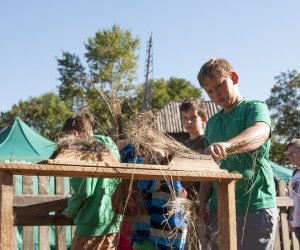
[266,70,300,164]
[0,93,70,140]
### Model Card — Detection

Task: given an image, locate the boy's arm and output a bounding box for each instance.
[65,177,93,217]
[197,182,213,219]
[205,122,270,160]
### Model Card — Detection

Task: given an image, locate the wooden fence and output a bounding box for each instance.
[10,174,300,249]
[13,176,73,250]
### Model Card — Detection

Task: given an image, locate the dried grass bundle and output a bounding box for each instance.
[55,133,107,152]
[164,185,206,250]
[124,111,195,157]
[226,136,266,155]
[112,180,148,216]
[50,133,109,160]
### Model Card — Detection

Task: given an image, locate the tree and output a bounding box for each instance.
[132,77,202,111]
[266,70,300,164]
[56,24,140,138]
[0,93,70,140]
[57,51,87,112]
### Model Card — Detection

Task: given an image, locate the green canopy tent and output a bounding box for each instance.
[0,116,55,162]
[270,161,293,184]
[0,117,70,249]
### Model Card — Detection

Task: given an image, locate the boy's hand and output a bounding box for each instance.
[204,142,230,160]
[288,221,295,232]
[197,207,209,224]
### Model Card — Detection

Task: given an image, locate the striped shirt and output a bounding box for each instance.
[120,144,188,249]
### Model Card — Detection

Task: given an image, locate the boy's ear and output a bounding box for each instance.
[230,71,239,84]
[201,114,208,123]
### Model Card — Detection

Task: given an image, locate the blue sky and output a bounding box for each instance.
[1,1,300,112]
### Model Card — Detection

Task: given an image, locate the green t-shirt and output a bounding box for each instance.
[66,135,122,236]
[206,99,276,212]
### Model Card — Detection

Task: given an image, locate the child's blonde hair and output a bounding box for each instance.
[197,58,234,87]
[62,112,94,136]
[286,138,300,150]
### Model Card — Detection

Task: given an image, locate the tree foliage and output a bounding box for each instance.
[129,77,202,111]
[266,70,300,164]
[57,52,87,112]
[56,24,140,138]
[0,93,70,140]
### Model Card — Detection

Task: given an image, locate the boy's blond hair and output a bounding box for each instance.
[197,58,234,87]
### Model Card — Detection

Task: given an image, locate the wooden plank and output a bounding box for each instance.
[217,180,237,250]
[55,177,66,250]
[44,153,220,170]
[22,176,34,250]
[13,175,17,250]
[0,172,14,250]
[276,197,294,207]
[13,194,68,207]
[38,176,49,250]
[279,208,290,250]
[53,149,118,163]
[278,180,291,250]
[0,163,242,182]
[14,198,68,216]
[291,231,299,250]
[14,214,74,226]
[273,221,281,250]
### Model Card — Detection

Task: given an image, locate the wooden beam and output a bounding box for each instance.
[13,195,69,207]
[38,176,49,250]
[0,162,242,182]
[14,214,74,226]
[276,196,294,207]
[44,157,220,171]
[217,180,237,250]
[0,172,13,250]
[278,179,291,250]
[13,196,69,216]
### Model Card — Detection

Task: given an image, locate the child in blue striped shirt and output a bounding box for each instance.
[119,144,188,250]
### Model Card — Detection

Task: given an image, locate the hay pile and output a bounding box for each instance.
[124,111,195,157]
[50,133,109,161]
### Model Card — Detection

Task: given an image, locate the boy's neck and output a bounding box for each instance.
[223,94,243,113]
[189,132,203,140]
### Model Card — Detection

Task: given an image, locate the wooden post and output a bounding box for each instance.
[217,180,237,250]
[39,176,50,250]
[23,176,34,249]
[278,179,291,250]
[0,172,13,250]
[55,177,66,250]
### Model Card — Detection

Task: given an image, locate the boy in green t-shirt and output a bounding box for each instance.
[51,113,121,250]
[196,58,277,250]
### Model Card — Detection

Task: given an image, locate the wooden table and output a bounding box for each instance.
[0,155,241,250]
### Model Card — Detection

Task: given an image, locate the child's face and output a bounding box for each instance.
[287,145,300,167]
[181,108,205,136]
[202,72,239,112]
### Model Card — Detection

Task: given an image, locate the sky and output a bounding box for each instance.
[1,1,300,113]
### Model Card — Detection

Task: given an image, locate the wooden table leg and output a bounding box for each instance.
[217,180,237,250]
[0,172,13,250]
